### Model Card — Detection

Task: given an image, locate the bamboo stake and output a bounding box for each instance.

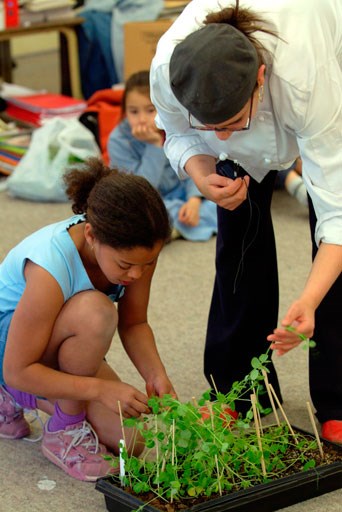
[171,419,175,466]
[192,396,198,408]
[171,420,175,504]
[262,369,280,426]
[155,415,160,492]
[306,402,324,459]
[250,394,267,477]
[117,400,127,448]
[252,387,263,436]
[268,384,298,444]
[257,406,263,435]
[210,374,219,396]
[128,425,138,456]
[206,402,222,495]
[161,450,169,473]
[215,454,222,496]
[207,400,215,430]
[210,373,235,424]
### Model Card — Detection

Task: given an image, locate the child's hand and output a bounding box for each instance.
[131,123,164,147]
[178,197,201,226]
[100,380,150,418]
[146,375,177,399]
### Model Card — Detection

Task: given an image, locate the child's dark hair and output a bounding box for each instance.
[122,70,150,115]
[64,157,171,248]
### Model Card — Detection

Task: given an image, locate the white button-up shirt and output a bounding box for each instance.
[150,0,342,246]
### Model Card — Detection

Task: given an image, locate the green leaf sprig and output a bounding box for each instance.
[285,326,316,350]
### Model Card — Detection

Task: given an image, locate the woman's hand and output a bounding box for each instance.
[185,155,250,211]
[267,299,315,356]
[268,243,341,356]
[199,173,250,210]
[178,197,201,226]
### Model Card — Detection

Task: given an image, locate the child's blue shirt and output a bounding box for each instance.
[0,214,123,315]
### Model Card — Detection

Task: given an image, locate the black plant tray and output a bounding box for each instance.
[95,427,342,512]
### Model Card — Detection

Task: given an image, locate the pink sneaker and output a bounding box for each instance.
[0,385,31,439]
[41,419,119,481]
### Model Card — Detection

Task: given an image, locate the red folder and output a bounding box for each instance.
[6,93,86,114]
[5,93,87,126]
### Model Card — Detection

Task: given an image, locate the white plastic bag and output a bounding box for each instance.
[6,117,100,202]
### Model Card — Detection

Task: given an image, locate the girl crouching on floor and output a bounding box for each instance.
[0,157,175,481]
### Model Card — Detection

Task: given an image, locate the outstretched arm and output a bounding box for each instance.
[118,262,176,398]
[268,242,342,355]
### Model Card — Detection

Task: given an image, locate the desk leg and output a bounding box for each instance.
[60,33,71,96]
[59,27,83,99]
[0,40,13,82]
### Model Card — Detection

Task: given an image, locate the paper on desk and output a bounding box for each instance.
[0,82,46,98]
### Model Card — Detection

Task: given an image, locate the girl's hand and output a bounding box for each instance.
[131,123,164,147]
[178,197,201,226]
[267,299,315,356]
[100,380,150,418]
[145,374,177,399]
[198,173,250,210]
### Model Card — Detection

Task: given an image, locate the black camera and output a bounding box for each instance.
[216,158,247,180]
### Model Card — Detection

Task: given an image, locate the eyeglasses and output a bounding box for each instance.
[188,95,254,133]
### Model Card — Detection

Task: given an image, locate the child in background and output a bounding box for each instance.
[275,158,308,207]
[0,158,175,481]
[107,71,217,241]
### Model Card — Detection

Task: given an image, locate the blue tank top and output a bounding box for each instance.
[0,214,124,315]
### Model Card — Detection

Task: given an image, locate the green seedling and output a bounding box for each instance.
[285,325,316,350]
[107,352,320,511]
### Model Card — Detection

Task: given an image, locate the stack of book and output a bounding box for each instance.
[19,0,77,25]
[5,92,87,126]
[0,125,32,175]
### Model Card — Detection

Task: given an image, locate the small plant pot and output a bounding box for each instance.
[96,428,341,512]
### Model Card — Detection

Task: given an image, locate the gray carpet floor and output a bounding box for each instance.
[0,184,341,511]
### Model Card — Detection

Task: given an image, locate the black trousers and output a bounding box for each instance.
[204,161,341,421]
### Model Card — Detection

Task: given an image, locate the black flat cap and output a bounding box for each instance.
[169,23,259,124]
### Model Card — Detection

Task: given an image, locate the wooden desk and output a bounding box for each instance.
[0,17,84,98]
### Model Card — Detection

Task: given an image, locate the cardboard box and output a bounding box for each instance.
[124,19,173,81]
